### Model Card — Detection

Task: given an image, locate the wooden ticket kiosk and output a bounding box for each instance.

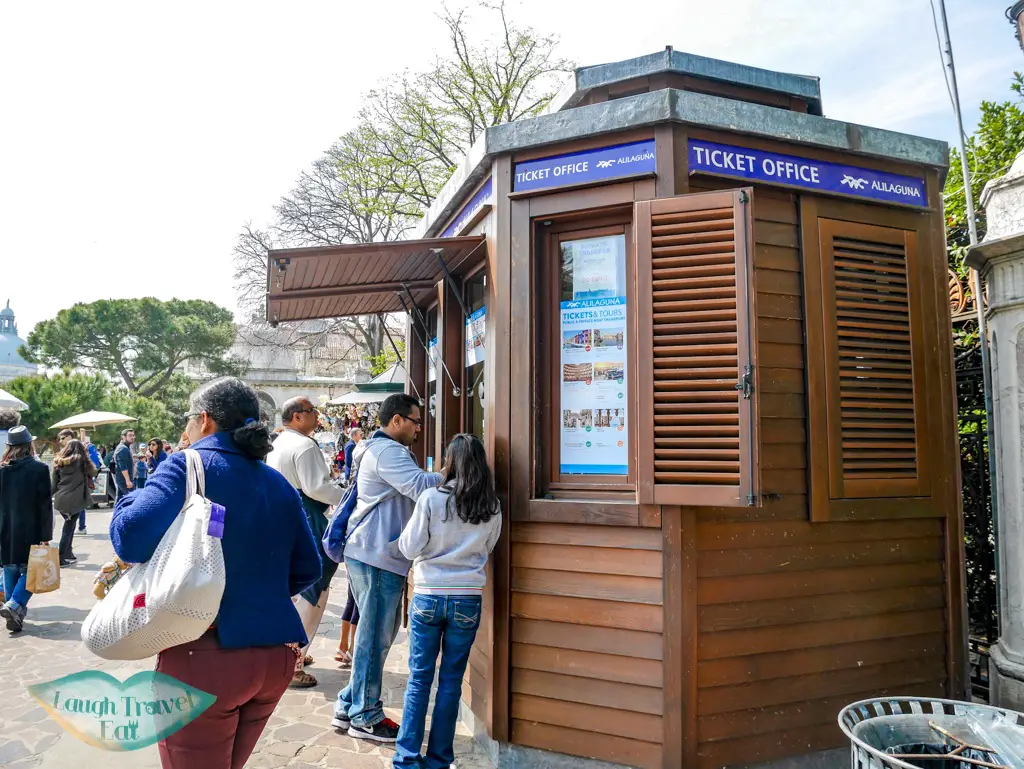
[266,48,962,769]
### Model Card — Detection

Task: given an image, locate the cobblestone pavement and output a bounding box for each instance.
[0,508,495,769]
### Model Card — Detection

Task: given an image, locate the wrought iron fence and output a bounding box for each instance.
[956,360,996,700]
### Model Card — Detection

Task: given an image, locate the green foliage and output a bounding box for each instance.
[945,72,1024,281]
[4,371,178,451]
[150,373,196,435]
[20,298,241,398]
[367,339,406,377]
[4,372,110,446]
[95,389,175,448]
[3,373,169,456]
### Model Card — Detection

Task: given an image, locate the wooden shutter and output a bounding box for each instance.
[635,189,758,507]
[806,215,931,519]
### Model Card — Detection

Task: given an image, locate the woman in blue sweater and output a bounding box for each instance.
[111,377,322,769]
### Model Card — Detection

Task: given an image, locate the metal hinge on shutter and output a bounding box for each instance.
[738,362,756,506]
[735,365,754,399]
[737,191,756,505]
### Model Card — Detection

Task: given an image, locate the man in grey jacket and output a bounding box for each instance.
[332,393,441,743]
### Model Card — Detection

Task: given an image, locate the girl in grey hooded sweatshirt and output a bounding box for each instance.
[393,434,501,769]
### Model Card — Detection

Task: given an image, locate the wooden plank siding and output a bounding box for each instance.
[681,180,949,768]
[509,522,665,768]
[462,560,493,724]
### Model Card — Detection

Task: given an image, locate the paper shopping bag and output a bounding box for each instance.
[27,544,60,594]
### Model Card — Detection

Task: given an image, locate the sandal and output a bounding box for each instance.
[334,649,352,667]
[289,670,317,688]
[303,654,314,667]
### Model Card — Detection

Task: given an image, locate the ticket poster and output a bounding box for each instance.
[570,237,619,300]
[559,297,628,474]
[428,337,439,382]
[465,307,486,367]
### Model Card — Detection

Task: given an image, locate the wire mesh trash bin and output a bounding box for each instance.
[839,697,1024,768]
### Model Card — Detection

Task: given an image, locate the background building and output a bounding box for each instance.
[0,301,39,382]
[182,321,370,425]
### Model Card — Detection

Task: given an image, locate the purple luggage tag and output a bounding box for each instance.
[207,502,226,539]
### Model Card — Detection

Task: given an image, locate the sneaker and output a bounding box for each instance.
[79,527,87,534]
[330,713,351,730]
[67,555,78,564]
[348,718,400,743]
[1,602,24,633]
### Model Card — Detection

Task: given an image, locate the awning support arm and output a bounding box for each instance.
[396,291,431,353]
[376,313,421,401]
[400,285,461,397]
[431,241,485,320]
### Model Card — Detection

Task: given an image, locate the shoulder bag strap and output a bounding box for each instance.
[345,447,400,534]
[183,449,206,500]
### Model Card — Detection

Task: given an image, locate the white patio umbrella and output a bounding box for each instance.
[50,410,137,430]
[0,388,28,411]
[328,390,393,405]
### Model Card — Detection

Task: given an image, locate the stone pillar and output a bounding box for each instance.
[968,151,1024,708]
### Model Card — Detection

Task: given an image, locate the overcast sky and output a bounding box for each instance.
[1,0,1019,336]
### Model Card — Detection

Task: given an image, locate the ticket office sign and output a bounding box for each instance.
[688,139,927,208]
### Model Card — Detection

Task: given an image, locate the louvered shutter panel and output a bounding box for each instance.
[817,218,930,500]
[635,189,758,507]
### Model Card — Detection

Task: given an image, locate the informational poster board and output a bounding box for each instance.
[465,307,486,366]
[91,469,109,505]
[427,337,439,383]
[571,238,619,299]
[559,236,628,475]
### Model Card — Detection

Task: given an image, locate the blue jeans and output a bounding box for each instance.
[2,564,32,609]
[394,594,482,769]
[335,557,405,728]
[78,508,86,531]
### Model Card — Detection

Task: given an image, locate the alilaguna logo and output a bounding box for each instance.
[27,670,215,751]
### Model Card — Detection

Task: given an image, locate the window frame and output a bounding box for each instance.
[537,212,638,495]
[423,299,441,472]
[461,259,489,440]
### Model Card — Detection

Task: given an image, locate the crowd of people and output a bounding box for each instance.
[0,408,183,622]
[0,378,501,769]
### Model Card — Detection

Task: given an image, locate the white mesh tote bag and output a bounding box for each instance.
[82,449,227,660]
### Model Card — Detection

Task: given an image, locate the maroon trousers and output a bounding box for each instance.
[156,630,294,769]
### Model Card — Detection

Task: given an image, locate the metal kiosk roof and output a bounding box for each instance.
[265,235,486,323]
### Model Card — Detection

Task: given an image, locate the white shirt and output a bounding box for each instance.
[266,427,343,506]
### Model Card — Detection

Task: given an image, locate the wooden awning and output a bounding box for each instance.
[265,235,486,323]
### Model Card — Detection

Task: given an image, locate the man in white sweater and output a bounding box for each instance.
[266,396,342,688]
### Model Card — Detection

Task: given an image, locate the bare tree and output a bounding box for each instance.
[233,223,276,319]
[361,1,574,205]
[275,127,419,246]
[233,2,571,365]
[232,220,401,360]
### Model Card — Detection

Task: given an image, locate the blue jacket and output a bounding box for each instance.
[111,432,322,649]
[113,442,133,490]
[343,440,356,482]
[149,450,167,472]
[87,444,101,468]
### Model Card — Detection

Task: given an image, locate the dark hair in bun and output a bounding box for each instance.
[189,377,272,461]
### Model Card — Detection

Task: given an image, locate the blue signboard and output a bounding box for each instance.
[688,139,927,208]
[441,178,493,238]
[513,140,656,193]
